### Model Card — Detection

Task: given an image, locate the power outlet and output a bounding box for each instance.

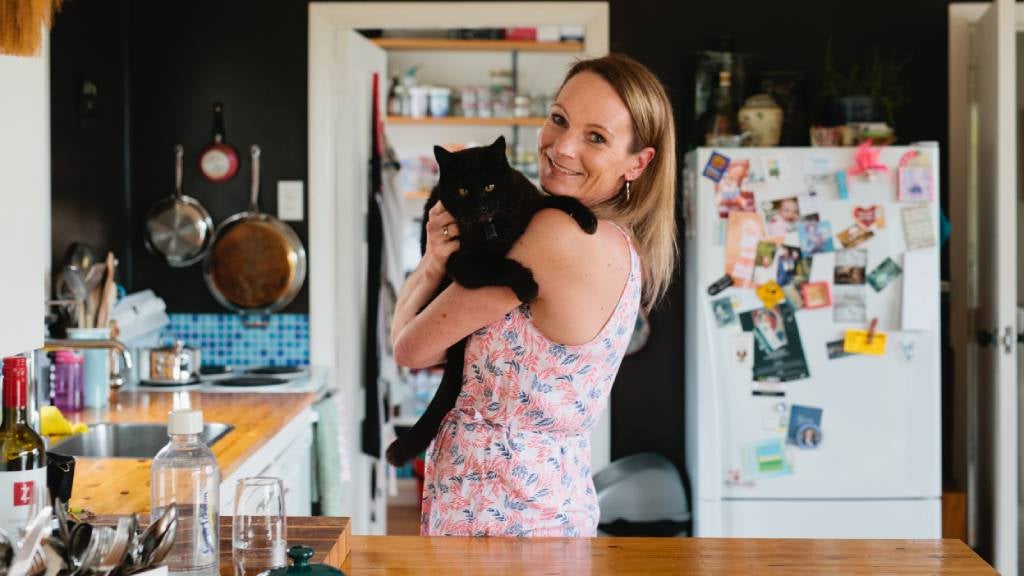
[277,180,304,221]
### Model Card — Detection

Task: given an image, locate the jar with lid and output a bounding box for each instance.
[428,87,452,117]
[51,350,83,412]
[513,94,531,118]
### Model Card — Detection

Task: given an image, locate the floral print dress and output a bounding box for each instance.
[420,223,641,537]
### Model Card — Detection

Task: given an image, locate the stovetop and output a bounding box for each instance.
[136,366,327,396]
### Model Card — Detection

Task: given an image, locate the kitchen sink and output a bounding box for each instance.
[50,422,234,458]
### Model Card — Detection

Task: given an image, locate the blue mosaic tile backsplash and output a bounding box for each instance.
[161,314,309,367]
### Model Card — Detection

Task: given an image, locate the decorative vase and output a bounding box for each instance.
[738,93,783,147]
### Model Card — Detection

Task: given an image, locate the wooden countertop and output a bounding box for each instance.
[63,389,316,515]
[341,536,995,574]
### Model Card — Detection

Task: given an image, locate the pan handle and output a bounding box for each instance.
[250,144,261,212]
[174,145,184,199]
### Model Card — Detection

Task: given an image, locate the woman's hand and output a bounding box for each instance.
[422,201,460,281]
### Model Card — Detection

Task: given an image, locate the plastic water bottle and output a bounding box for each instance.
[151,409,221,576]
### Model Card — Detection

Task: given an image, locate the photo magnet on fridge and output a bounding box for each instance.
[800,281,832,309]
[833,286,867,323]
[836,224,874,249]
[711,297,737,327]
[703,151,730,181]
[715,159,756,218]
[898,165,934,202]
[753,241,781,287]
[797,215,834,255]
[742,438,792,478]
[867,257,902,292]
[834,249,867,285]
[725,211,764,288]
[739,303,810,382]
[763,197,801,238]
[786,405,823,449]
[901,204,936,251]
[853,205,885,229]
[775,245,804,287]
[826,339,855,359]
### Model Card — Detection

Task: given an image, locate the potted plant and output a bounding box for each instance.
[820,37,912,126]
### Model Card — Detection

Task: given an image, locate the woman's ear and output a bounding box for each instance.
[625,146,656,181]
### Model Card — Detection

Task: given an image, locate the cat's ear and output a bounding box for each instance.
[488,135,507,156]
[434,145,455,170]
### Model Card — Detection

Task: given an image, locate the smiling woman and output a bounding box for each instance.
[389,53,677,537]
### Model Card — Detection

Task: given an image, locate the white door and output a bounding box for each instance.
[309,28,387,535]
[970,0,1018,573]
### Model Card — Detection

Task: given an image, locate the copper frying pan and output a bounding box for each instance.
[204,145,306,314]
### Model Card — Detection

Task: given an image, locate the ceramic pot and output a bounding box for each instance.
[738,93,783,147]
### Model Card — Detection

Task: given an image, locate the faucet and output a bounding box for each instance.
[42,338,134,389]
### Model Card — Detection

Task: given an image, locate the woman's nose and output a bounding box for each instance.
[550,129,577,158]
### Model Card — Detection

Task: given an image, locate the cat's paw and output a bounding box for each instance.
[575,209,598,234]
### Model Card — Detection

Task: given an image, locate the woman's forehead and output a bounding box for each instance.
[557,72,632,133]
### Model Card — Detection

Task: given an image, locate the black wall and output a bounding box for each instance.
[50,0,954,483]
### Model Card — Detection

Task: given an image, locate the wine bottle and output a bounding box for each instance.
[705,70,738,146]
[0,355,47,534]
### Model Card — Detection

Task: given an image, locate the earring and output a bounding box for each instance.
[624,180,631,203]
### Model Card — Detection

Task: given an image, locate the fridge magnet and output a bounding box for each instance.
[797,215,835,255]
[853,205,885,229]
[715,159,757,218]
[775,245,804,286]
[800,281,832,309]
[833,286,867,323]
[763,197,801,238]
[740,303,811,382]
[756,281,785,310]
[826,339,855,359]
[901,204,936,251]
[843,328,887,356]
[712,297,737,327]
[746,158,767,184]
[761,156,784,182]
[836,223,874,249]
[707,274,734,296]
[753,241,781,287]
[725,212,765,288]
[724,467,756,488]
[897,150,934,202]
[834,249,867,285]
[786,405,823,448]
[836,171,850,200]
[743,438,792,478]
[803,155,836,177]
[781,283,804,310]
[847,140,889,181]
[867,257,902,292]
[703,151,730,181]
[732,333,754,364]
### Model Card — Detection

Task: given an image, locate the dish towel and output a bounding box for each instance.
[313,394,347,515]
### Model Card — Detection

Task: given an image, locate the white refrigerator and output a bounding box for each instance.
[684,145,942,538]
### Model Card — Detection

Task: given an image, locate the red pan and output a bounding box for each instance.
[198,102,239,182]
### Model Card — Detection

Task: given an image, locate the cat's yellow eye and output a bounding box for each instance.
[483,184,495,192]
[457,188,469,197]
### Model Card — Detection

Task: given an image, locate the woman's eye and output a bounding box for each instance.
[483,184,495,192]
[457,188,469,197]
[588,132,606,145]
[550,113,567,127]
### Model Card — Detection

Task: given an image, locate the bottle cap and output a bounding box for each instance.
[167,409,203,435]
[2,356,29,408]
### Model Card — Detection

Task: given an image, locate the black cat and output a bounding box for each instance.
[385,135,597,466]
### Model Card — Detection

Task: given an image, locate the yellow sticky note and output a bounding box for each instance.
[756,281,785,309]
[843,330,887,356]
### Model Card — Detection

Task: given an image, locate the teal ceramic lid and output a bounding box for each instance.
[262,546,346,576]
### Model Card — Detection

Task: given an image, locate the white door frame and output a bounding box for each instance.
[949,2,1019,572]
[309,2,608,535]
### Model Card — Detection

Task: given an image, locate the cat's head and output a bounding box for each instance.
[434,136,517,225]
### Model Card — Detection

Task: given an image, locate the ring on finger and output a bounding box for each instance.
[442,224,449,239]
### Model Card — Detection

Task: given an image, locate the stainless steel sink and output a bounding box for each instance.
[50,422,234,458]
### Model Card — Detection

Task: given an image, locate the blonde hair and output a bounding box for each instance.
[556,53,678,311]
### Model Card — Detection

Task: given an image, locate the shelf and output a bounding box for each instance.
[387,116,546,127]
[371,38,583,53]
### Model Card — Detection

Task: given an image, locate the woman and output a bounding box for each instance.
[391,54,677,537]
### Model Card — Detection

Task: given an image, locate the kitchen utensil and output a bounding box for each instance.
[8,506,51,576]
[232,477,287,576]
[138,340,201,384]
[63,243,96,273]
[145,145,215,268]
[204,145,307,314]
[95,252,116,328]
[198,102,240,182]
[143,506,176,568]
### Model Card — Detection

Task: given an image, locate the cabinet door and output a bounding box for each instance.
[0,49,47,357]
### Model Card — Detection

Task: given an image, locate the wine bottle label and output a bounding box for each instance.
[0,467,47,533]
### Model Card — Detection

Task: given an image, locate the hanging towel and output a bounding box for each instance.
[313,393,347,515]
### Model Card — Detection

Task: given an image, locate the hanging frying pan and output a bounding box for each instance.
[198,102,239,182]
[204,145,307,314]
[144,145,214,267]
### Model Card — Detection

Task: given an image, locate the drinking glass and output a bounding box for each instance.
[232,477,287,576]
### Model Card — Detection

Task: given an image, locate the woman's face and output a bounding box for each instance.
[538,71,654,205]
